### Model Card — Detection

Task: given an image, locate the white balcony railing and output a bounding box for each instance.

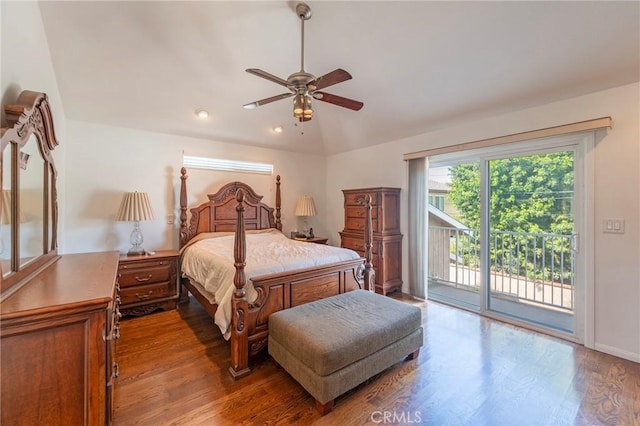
[428,226,574,312]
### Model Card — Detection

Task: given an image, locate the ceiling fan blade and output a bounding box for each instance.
[243,92,294,109]
[246,68,291,88]
[314,91,363,111]
[309,69,352,91]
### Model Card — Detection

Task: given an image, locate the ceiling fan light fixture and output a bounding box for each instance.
[293,92,313,122]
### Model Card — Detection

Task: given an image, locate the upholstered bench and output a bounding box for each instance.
[268,290,423,415]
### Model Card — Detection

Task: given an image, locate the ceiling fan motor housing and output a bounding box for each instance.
[288,71,316,91]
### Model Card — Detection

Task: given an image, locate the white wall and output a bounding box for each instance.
[326,82,640,363]
[1,0,68,244]
[63,120,326,254]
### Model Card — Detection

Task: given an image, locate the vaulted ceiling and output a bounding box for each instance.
[39,1,639,156]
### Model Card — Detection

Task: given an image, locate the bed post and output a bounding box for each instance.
[179,167,188,248]
[275,175,282,231]
[363,195,376,292]
[229,188,251,380]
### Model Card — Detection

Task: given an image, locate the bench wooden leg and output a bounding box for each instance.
[315,399,334,415]
[406,349,420,360]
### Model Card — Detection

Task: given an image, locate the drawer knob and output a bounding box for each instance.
[112,362,119,379]
[135,290,154,300]
[135,274,153,283]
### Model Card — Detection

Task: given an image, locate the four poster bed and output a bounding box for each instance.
[178,168,375,378]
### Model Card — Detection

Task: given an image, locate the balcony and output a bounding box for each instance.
[428,226,575,324]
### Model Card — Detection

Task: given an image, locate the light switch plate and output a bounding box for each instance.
[603,218,625,234]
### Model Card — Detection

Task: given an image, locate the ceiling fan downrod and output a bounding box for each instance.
[296,2,312,73]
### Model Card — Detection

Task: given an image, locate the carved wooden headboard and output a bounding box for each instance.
[179,168,282,248]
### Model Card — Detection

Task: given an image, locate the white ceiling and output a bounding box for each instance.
[39,1,639,156]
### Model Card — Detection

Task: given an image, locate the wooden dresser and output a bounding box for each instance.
[340,187,403,295]
[0,251,121,425]
[117,250,179,316]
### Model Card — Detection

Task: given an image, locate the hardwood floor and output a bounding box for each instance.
[113,295,640,425]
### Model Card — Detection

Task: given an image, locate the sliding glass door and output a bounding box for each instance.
[427,163,482,312]
[485,150,576,333]
[426,135,589,340]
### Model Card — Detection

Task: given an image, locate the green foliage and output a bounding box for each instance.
[448,152,575,283]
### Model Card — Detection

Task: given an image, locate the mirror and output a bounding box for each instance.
[0,90,59,295]
[18,135,45,268]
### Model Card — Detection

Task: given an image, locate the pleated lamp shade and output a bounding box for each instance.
[1,190,11,225]
[294,195,316,217]
[115,192,155,222]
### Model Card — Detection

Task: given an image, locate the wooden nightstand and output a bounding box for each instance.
[301,237,329,245]
[117,250,179,317]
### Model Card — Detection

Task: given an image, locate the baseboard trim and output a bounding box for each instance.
[594,343,640,363]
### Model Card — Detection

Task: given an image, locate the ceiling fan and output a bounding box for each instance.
[243,2,363,123]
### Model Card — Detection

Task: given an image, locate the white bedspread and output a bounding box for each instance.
[181,229,360,339]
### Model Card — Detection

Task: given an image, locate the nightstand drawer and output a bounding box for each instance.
[118,250,179,316]
[119,281,173,305]
[118,264,171,288]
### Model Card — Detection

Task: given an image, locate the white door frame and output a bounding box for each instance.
[429,132,595,345]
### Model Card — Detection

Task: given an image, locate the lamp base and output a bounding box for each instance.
[127,221,145,256]
[127,245,145,256]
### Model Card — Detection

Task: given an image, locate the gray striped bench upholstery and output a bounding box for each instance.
[268,290,423,415]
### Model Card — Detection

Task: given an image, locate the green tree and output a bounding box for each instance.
[448,152,574,282]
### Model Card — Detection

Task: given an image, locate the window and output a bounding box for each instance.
[183,155,273,175]
[428,195,445,211]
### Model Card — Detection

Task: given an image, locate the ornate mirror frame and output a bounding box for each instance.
[0,90,59,297]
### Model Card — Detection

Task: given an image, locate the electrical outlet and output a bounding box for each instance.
[167,214,175,225]
[603,218,625,234]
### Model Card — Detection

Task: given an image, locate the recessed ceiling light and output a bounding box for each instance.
[273,125,284,134]
[195,109,209,119]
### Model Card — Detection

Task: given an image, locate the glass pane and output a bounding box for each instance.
[487,151,575,333]
[427,163,481,311]
[46,163,53,253]
[1,145,12,276]
[18,136,45,268]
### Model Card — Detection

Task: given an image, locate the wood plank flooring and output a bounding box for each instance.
[113,295,640,425]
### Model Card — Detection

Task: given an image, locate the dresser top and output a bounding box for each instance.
[1,251,120,321]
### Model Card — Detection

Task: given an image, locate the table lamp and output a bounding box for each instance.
[294,195,316,237]
[115,191,155,255]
